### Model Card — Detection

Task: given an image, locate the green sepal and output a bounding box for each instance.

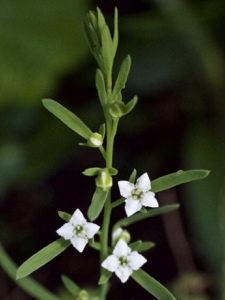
[113,204,180,231]
[112,55,131,99]
[112,7,118,58]
[99,123,106,139]
[96,69,107,107]
[132,269,177,300]
[83,167,101,176]
[57,211,71,222]
[16,238,70,279]
[98,268,112,285]
[42,99,92,139]
[151,169,210,193]
[88,187,109,221]
[129,240,155,252]
[61,275,80,297]
[140,207,148,213]
[129,169,137,183]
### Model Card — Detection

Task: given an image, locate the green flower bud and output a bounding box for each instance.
[95,169,112,190]
[87,132,103,147]
[112,227,131,246]
[76,289,89,300]
[109,101,126,118]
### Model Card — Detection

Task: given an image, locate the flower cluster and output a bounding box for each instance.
[56,173,158,282]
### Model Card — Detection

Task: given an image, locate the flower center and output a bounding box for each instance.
[118,256,128,267]
[74,225,85,238]
[131,187,143,200]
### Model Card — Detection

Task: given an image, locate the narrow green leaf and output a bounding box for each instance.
[96,7,106,32]
[61,275,80,297]
[129,241,155,252]
[113,204,179,231]
[136,241,155,252]
[16,238,70,279]
[82,167,101,176]
[96,69,107,107]
[111,197,124,208]
[151,169,210,193]
[88,187,109,221]
[99,123,106,139]
[108,167,118,175]
[124,95,138,115]
[98,268,112,285]
[101,25,113,73]
[132,269,177,300]
[112,7,119,58]
[129,240,142,251]
[42,99,92,139]
[0,243,61,300]
[58,211,71,222]
[129,169,137,183]
[112,55,131,99]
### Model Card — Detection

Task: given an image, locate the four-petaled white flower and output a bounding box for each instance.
[56,209,100,252]
[118,172,159,216]
[101,239,147,283]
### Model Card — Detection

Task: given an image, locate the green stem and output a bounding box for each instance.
[99,115,116,299]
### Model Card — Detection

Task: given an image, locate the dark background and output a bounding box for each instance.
[0,0,225,299]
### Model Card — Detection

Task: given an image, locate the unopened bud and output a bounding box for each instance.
[112,227,131,246]
[76,289,89,300]
[95,169,112,190]
[87,132,103,147]
[109,101,125,118]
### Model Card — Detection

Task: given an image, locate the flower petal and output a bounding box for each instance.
[115,265,132,283]
[125,198,142,217]
[70,209,86,227]
[136,173,150,192]
[84,222,100,238]
[56,223,74,240]
[70,236,88,252]
[141,191,159,208]
[118,181,134,198]
[113,239,131,257]
[128,251,147,270]
[101,255,118,272]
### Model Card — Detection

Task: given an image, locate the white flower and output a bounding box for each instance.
[101,239,147,283]
[56,209,100,252]
[118,172,159,216]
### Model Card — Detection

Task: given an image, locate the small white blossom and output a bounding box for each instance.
[56,209,100,252]
[118,172,159,216]
[101,239,147,283]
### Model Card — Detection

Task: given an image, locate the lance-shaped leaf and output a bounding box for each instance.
[123,95,138,115]
[16,238,70,279]
[132,269,177,300]
[112,7,119,58]
[151,169,210,193]
[101,24,113,74]
[96,69,107,107]
[61,275,80,297]
[88,187,109,221]
[42,99,92,139]
[129,241,155,252]
[112,55,131,99]
[113,204,179,231]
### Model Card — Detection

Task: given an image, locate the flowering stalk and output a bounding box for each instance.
[15,7,210,300]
